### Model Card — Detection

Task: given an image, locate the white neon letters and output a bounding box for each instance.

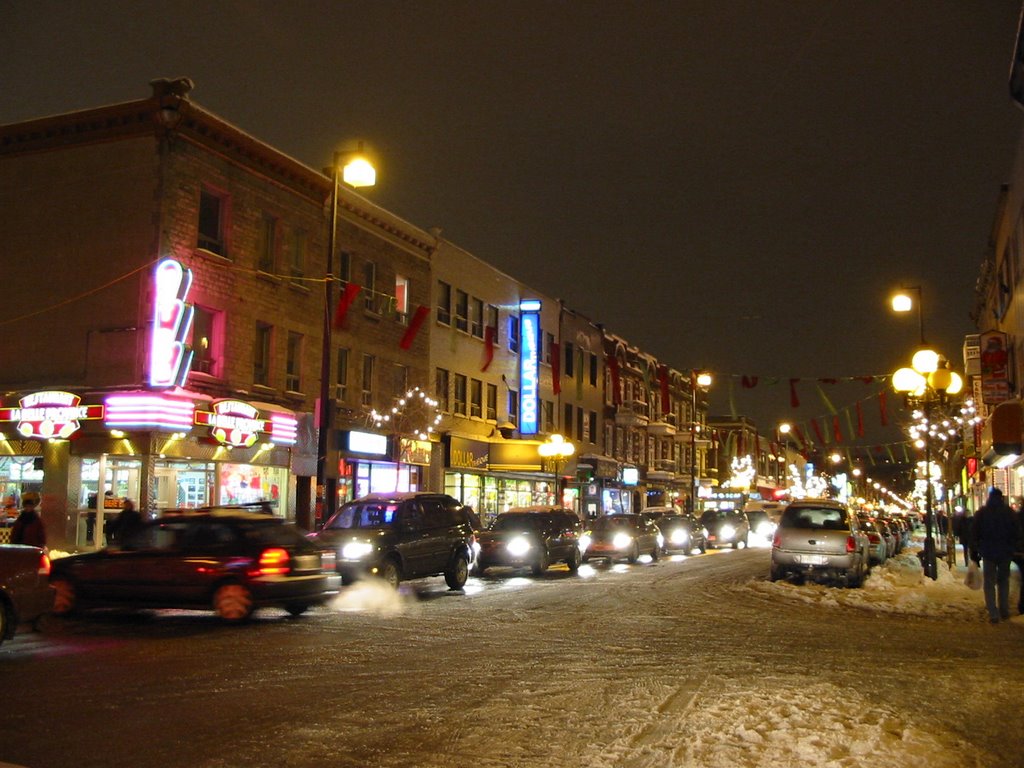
[149,258,194,387]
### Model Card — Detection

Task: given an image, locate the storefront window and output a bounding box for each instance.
[355,461,418,497]
[0,456,43,511]
[154,460,215,511]
[219,462,288,516]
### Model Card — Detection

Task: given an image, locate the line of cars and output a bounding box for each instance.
[0,493,756,638]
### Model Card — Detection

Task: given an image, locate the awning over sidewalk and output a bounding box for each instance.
[980,399,1022,468]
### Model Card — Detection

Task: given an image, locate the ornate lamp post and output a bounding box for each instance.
[892,349,963,579]
[688,371,712,515]
[539,433,575,507]
[315,147,375,530]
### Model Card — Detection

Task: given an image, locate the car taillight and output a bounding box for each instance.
[771,531,781,548]
[846,536,856,554]
[38,553,51,576]
[256,547,291,576]
[867,533,881,544]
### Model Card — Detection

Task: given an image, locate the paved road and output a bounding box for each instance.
[0,546,1019,767]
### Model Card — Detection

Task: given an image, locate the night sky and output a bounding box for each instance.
[3,1,1022,449]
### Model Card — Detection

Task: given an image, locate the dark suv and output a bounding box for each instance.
[474,506,583,575]
[699,508,750,549]
[308,493,476,590]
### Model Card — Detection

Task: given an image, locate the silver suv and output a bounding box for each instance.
[770,499,869,587]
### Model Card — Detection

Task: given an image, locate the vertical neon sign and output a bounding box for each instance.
[149,258,194,388]
[519,300,541,435]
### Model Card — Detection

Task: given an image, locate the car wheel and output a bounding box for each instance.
[444,553,469,590]
[627,541,640,564]
[380,559,402,589]
[285,603,309,617]
[51,577,77,616]
[531,548,550,576]
[769,564,783,582]
[581,555,590,564]
[213,583,254,623]
[566,546,582,573]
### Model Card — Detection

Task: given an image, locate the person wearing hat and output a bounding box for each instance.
[971,487,1021,623]
[11,491,46,549]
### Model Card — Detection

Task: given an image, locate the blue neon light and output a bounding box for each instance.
[519,311,539,435]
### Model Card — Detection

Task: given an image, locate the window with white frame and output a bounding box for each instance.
[454,289,469,332]
[395,275,410,323]
[437,281,452,325]
[470,378,482,418]
[257,213,276,273]
[336,347,349,401]
[189,305,222,376]
[470,297,484,338]
[285,332,302,392]
[454,373,468,415]
[254,322,272,386]
[361,354,375,406]
[198,188,227,256]
[436,368,451,411]
[362,261,377,312]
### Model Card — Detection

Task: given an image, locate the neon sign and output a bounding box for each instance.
[519,304,540,435]
[105,393,195,430]
[149,258,194,388]
[195,400,269,448]
[0,391,103,439]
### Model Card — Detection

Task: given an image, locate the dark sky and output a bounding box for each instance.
[3,1,1022,448]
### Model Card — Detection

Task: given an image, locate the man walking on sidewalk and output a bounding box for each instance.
[972,488,1020,623]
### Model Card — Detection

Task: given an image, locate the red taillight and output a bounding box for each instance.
[256,548,291,576]
[38,553,51,577]
[867,533,881,544]
[846,536,856,554]
[772,532,781,548]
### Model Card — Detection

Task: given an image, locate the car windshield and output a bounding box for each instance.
[592,516,636,531]
[490,514,543,531]
[326,502,400,529]
[781,506,848,530]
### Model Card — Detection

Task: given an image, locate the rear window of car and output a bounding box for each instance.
[491,514,543,531]
[781,506,848,530]
[326,503,400,529]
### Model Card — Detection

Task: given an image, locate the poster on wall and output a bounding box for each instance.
[219,462,285,510]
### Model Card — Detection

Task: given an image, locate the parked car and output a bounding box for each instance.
[474,507,582,575]
[308,492,476,590]
[745,510,778,542]
[0,544,54,646]
[580,514,663,564]
[50,509,337,622]
[700,508,750,549]
[858,519,890,565]
[770,499,869,586]
[652,512,707,555]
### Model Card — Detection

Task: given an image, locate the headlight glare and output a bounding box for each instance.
[720,524,736,540]
[341,541,374,559]
[612,532,633,549]
[506,536,532,557]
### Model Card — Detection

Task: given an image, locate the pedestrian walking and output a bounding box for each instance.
[109,499,144,546]
[971,488,1021,624]
[10,491,46,549]
[953,510,976,567]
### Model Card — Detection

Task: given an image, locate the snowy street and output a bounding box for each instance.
[1,540,1020,768]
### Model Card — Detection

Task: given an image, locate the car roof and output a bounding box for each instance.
[346,492,452,503]
[158,507,280,522]
[503,506,571,514]
[787,498,846,509]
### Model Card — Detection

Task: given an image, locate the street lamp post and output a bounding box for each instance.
[688,371,712,516]
[892,349,964,580]
[315,149,376,531]
[777,422,791,490]
[539,433,575,507]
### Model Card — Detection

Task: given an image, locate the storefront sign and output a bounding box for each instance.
[348,430,388,456]
[488,441,542,472]
[980,330,1012,405]
[400,438,433,466]
[449,436,490,470]
[105,393,195,430]
[195,400,270,448]
[0,390,103,439]
[621,466,639,486]
[149,258,195,388]
[519,301,540,435]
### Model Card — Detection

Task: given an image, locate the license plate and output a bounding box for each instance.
[796,554,828,565]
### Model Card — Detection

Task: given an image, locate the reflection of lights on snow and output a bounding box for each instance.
[577,564,598,578]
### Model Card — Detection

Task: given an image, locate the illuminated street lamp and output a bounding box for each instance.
[891,285,925,345]
[539,433,575,506]
[776,422,792,488]
[315,147,376,530]
[688,371,712,515]
[892,350,964,580]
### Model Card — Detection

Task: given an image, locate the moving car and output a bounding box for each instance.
[651,512,707,555]
[50,509,337,622]
[700,508,750,549]
[0,544,54,646]
[770,499,869,586]
[580,514,663,564]
[474,507,582,575]
[308,492,476,590]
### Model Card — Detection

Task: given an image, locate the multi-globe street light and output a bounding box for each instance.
[315,148,376,530]
[892,348,964,580]
[539,433,575,507]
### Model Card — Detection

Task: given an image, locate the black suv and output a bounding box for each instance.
[699,508,750,549]
[474,506,583,575]
[308,493,476,590]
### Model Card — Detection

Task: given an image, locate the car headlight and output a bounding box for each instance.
[756,521,776,538]
[701,527,709,537]
[579,534,592,552]
[720,524,736,540]
[506,536,532,557]
[612,532,633,549]
[341,541,374,560]
[670,528,689,545]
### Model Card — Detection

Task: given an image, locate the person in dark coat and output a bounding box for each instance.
[11,491,46,549]
[108,499,144,547]
[971,488,1020,623]
[953,510,976,567]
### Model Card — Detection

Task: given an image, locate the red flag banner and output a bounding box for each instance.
[742,376,759,388]
[789,379,801,408]
[332,282,362,329]
[810,418,825,445]
[832,415,842,443]
[608,355,621,405]
[481,325,496,371]
[856,401,864,437]
[551,342,561,394]
[399,305,430,350]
